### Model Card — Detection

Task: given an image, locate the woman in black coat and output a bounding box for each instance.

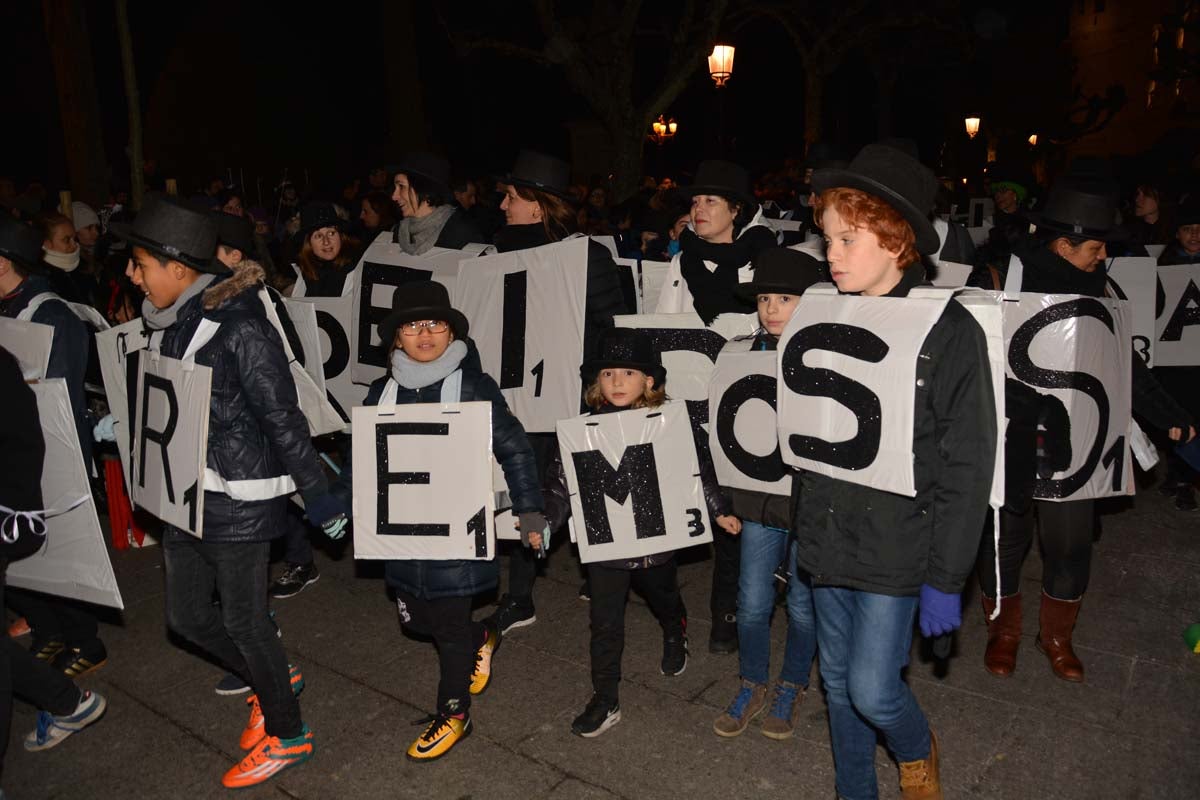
[391,152,485,255]
[289,203,363,298]
[484,150,631,636]
[976,180,1196,684]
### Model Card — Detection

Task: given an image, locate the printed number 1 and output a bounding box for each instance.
[530,360,544,397]
[1101,436,1126,492]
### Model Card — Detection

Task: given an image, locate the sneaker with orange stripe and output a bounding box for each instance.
[221,725,313,789]
[469,624,499,695]
[406,713,471,762]
[239,665,305,750]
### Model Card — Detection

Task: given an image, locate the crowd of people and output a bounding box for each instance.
[0,135,1197,800]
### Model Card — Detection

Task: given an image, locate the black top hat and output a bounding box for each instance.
[1176,195,1200,228]
[812,144,940,255]
[683,160,757,209]
[496,150,573,199]
[212,211,256,257]
[736,247,826,301]
[1026,178,1127,242]
[376,280,469,345]
[580,328,667,388]
[298,203,350,240]
[110,196,228,274]
[0,215,43,270]
[391,152,453,199]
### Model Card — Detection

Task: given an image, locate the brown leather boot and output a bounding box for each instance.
[899,729,942,799]
[982,594,1022,677]
[1036,592,1084,682]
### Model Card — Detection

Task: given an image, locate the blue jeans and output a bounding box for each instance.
[163,527,302,739]
[813,587,931,800]
[736,523,817,686]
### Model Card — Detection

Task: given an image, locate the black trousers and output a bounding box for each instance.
[6,589,102,656]
[0,575,82,774]
[587,560,686,701]
[395,590,485,715]
[162,528,303,740]
[976,499,1096,600]
[710,529,741,619]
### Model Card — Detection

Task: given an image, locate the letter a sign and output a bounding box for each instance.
[131,353,212,538]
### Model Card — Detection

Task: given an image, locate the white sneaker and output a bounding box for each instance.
[24,691,107,751]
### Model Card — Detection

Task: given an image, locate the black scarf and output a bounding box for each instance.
[678,226,776,324]
[1017,242,1109,298]
[494,223,551,253]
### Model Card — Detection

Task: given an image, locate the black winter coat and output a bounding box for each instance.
[493,224,630,362]
[0,275,91,466]
[792,267,998,596]
[151,262,329,543]
[542,402,733,569]
[349,341,542,600]
[0,347,47,558]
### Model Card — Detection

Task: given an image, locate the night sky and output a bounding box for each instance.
[5,1,1068,200]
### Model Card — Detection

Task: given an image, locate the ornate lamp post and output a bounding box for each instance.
[708,44,735,87]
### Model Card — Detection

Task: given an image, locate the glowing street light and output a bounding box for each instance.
[709,44,735,88]
[964,117,981,139]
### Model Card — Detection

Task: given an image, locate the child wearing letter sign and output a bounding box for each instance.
[115,198,348,790]
[794,145,997,800]
[339,281,547,762]
[542,329,741,738]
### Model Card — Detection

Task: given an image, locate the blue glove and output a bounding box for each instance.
[918,584,961,638]
[304,493,349,540]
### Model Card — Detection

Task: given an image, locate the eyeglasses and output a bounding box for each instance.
[400,320,449,335]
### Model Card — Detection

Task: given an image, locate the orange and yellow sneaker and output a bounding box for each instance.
[469,625,500,695]
[239,665,305,750]
[221,725,313,789]
[406,713,472,762]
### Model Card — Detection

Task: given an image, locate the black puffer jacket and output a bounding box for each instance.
[542,402,732,569]
[350,341,542,600]
[717,332,795,529]
[152,262,329,543]
[493,224,630,362]
[792,267,997,596]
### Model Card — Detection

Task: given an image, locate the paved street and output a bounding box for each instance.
[4,486,1198,799]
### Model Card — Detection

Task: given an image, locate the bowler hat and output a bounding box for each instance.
[298,202,350,240]
[496,150,573,199]
[212,211,256,257]
[391,152,453,199]
[377,280,469,345]
[110,196,228,274]
[736,247,826,301]
[813,144,941,255]
[0,216,42,270]
[580,328,667,389]
[1026,178,1127,242]
[683,160,757,209]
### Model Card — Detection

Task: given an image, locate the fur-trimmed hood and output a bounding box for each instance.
[203,260,266,311]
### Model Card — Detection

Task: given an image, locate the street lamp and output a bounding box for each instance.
[1028,133,1038,146]
[964,117,981,139]
[648,115,679,145]
[708,44,735,87]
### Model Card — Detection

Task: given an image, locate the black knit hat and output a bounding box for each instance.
[736,247,826,301]
[298,202,350,240]
[377,280,469,344]
[580,328,667,388]
[110,196,229,274]
[1027,178,1127,242]
[813,144,940,255]
[212,211,256,257]
[0,215,43,270]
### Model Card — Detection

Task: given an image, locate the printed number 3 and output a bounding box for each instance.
[686,508,705,537]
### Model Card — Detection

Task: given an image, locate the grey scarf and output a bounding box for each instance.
[142,273,217,330]
[390,339,467,389]
[394,205,456,256]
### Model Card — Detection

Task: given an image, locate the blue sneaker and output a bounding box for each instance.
[24,691,107,751]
